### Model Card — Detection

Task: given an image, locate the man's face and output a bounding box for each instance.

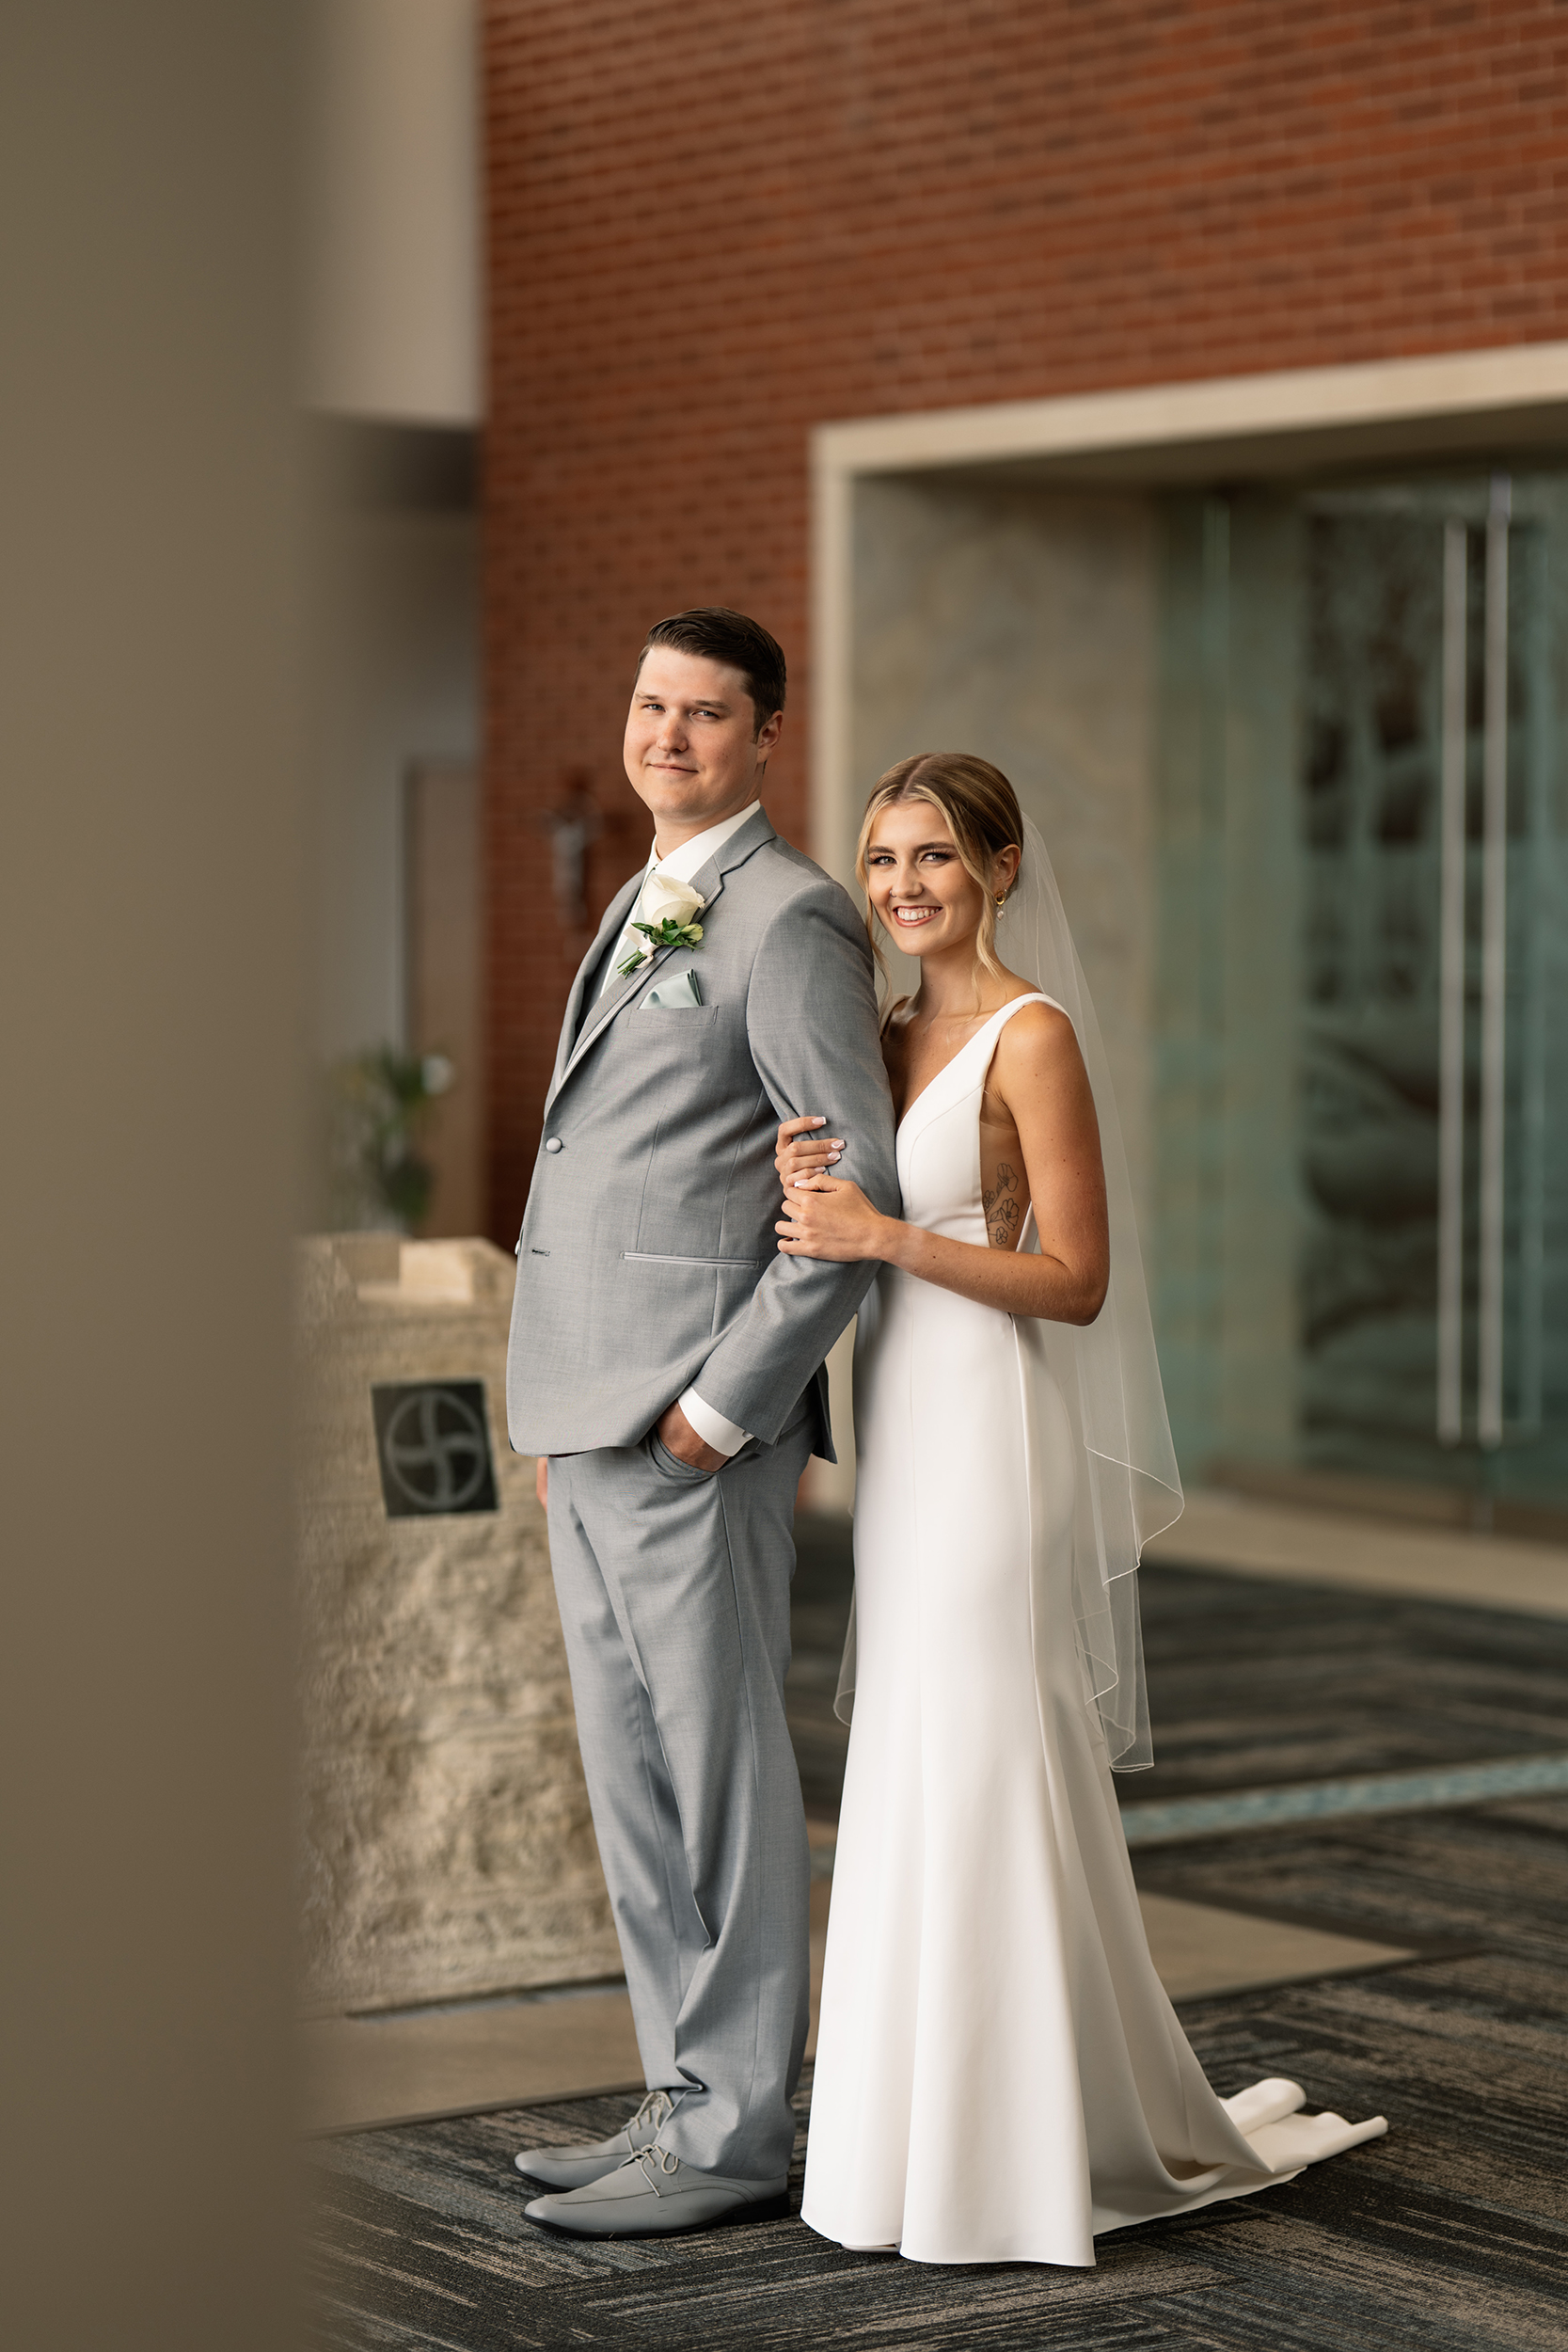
[624,649,783,842]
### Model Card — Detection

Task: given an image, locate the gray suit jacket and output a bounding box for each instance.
[505,809,898,1459]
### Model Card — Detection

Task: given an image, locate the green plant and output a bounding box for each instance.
[326,1045,454,1232]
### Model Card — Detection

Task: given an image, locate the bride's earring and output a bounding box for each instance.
[994,892,1006,914]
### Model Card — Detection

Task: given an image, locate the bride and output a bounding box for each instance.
[774,752,1386,2267]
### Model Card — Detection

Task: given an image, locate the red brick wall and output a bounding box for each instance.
[484,0,1568,1239]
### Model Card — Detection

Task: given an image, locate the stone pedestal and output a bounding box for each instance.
[296,1235,617,2014]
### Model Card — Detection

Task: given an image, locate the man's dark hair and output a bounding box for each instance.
[638,608,786,736]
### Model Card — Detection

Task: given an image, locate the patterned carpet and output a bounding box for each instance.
[786,1517,1568,1820]
[1123,1562,1568,1805]
[309,1547,1568,2348]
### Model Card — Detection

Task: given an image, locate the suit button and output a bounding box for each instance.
[545,1136,563,1153]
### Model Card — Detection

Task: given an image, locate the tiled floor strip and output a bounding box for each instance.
[1117,1751,1568,1848]
[806,1753,1568,1876]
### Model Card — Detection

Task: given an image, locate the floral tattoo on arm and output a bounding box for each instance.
[984,1160,1023,1249]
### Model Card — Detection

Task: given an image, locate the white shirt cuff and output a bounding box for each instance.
[678,1387,752,1457]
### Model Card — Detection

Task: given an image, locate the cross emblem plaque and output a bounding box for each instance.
[371,1380,499,1518]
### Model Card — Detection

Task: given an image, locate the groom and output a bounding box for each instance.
[506,608,897,2235]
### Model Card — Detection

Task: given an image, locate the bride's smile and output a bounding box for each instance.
[774,782,1108,1327]
[863,800,1013,966]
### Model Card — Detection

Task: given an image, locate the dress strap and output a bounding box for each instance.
[985,991,1066,1038]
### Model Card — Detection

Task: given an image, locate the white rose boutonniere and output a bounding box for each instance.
[616,869,706,976]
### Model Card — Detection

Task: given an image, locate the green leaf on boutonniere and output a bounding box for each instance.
[616,917,705,977]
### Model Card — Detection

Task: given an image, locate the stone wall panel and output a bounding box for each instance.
[295,1235,617,2013]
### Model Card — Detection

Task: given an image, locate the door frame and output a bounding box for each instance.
[811,340,1568,885]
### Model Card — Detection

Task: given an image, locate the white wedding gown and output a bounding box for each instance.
[800,996,1386,2267]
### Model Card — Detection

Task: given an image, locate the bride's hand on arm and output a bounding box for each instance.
[774,1114,844,1188]
[776,1173,894,1263]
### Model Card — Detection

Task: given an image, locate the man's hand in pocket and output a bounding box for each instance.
[656,1399,726,1474]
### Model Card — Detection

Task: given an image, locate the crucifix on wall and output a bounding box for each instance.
[538,769,603,933]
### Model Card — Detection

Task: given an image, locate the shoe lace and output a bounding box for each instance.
[625,2143,681,2191]
[623,2088,675,2150]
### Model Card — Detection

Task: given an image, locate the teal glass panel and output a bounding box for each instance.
[1154,491,1303,1478]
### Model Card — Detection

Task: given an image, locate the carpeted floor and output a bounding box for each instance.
[309,1788,1568,2349]
[309,1546,1568,2348]
[1123,1562,1568,1804]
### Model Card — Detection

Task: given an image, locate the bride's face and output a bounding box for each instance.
[864,800,987,960]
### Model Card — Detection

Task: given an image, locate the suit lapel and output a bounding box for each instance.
[547,870,642,1109]
[552,808,779,1099]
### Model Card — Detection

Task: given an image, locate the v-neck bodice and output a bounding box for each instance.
[894,993,1059,1243]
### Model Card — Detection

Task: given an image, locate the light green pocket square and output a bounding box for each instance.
[641,967,703,1009]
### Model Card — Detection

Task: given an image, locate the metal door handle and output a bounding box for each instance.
[1439,477,1512,1452]
[1478,475,1511,1449]
[1437,519,1467,1446]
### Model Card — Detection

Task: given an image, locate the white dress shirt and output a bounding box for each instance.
[609,801,763,1457]
[598,800,762,995]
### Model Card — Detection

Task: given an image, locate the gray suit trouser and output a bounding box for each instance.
[546,1400,815,2182]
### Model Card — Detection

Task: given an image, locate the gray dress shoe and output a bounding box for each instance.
[523,2145,789,2237]
[515,2089,679,2190]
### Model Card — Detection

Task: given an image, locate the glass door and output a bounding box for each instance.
[1155,468,1568,1515]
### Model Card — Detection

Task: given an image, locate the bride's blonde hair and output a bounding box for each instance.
[855,753,1024,981]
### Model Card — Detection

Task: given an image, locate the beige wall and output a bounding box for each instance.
[848,472,1160,1229]
[2,6,303,2344]
[406,762,486,1235]
[313,501,480,1067]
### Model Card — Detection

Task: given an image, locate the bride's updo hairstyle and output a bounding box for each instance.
[855,752,1024,981]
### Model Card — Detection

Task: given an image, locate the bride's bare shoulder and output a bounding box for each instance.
[991,994,1085,1090]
